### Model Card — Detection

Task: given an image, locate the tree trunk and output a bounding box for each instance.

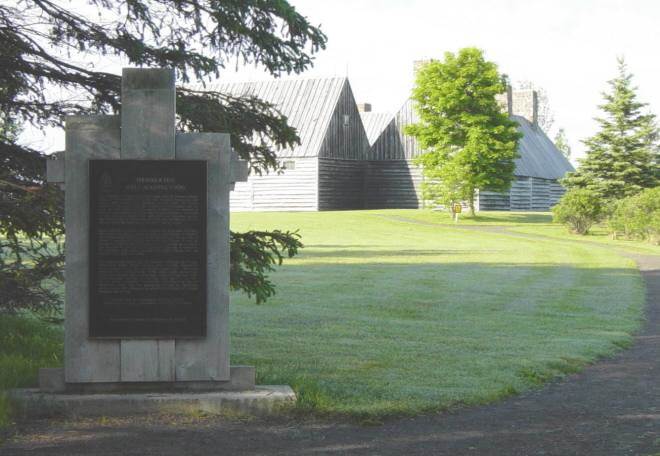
[469,195,476,216]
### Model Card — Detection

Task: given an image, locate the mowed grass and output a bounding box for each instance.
[376,209,660,255]
[0,315,63,427]
[0,210,647,424]
[230,210,645,416]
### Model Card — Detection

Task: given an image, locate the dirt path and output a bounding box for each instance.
[2,223,659,456]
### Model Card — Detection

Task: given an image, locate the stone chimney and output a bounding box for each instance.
[511,89,538,127]
[495,85,513,116]
[357,103,372,113]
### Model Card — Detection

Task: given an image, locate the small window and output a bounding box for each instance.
[282,160,296,170]
[343,114,350,127]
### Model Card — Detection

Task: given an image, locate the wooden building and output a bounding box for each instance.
[220,76,573,212]
[363,89,574,211]
[360,99,424,208]
[215,77,369,211]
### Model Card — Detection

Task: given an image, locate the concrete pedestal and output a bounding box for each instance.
[38,366,257,393]
[16,366,296,419]
[9,386,296,419]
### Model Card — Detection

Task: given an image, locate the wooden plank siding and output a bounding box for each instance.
[230,157,318,211]
[367,99,574,212]
[366,100,422,161]
[478,177,565,211]
[318,159,365,210]
[548,181,565,207]
[477,189,511,211]
[510,177,533,210]
[219,77,574,213]
[531,178,550,211]
[318,80,370,160]
[364,160,423,209]
[316,79,371,210]
[227,77,371,212]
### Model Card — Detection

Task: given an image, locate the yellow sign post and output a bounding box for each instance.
[452,203,462,223]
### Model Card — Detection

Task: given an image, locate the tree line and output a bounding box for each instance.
[554,58,659,241]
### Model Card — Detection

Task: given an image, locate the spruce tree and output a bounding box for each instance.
[0,0,326,312]
[563,58,659,200]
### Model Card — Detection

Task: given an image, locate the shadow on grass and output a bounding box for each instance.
[230,259,645,419]
[298,249,505,259]
[465,213,553,224]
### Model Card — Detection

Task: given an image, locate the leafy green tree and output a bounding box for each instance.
[562,58,659,200]
[552,188,604,235]
[0,0,327,312]
[554,128,571,159]
[406,48,522,215]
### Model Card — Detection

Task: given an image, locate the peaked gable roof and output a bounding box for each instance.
[371,98,574,179]
[513,115,574,179]
[211,77,347,158]
[359,112,393,146]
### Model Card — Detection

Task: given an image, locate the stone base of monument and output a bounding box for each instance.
[8,366,296,419]
[9,386,296,419]
[38,366,258,393]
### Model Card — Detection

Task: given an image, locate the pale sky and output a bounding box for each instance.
[257,0,658,164]
[27,0,660,164]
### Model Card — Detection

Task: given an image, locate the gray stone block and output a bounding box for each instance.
[231,158,249,183]
[119,67,177,382]
[38,368,65,393]
[121,68,176,159]
[122,67,176,90]
[229,365,256,390]
[174,133,232,382]
[9,386,296,418]
[64,115,121,383]
[59,365,255,394]
[120,340,176,382]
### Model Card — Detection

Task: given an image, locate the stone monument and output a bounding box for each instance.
[13,68,294,417]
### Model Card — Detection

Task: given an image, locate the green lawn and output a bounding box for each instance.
[230,210,646,416]
[373,208,555,226]
[0,210,649,424]
[0,315,63,427]
[372,209,660,255]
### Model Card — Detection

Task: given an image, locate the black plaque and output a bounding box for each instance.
[89,160,207,338]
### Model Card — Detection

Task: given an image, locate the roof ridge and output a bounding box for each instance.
[203,76,348,158]
[208,75,348,87]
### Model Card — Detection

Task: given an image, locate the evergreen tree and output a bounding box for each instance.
[406,48,521,214]
[554,128,571,159]
[563,58,659,200]
[0,0,326,312]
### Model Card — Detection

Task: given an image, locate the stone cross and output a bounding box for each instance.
[47,68,248,386]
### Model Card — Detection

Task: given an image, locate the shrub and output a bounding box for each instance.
[552,188,604,235]
[608,187,660,244]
